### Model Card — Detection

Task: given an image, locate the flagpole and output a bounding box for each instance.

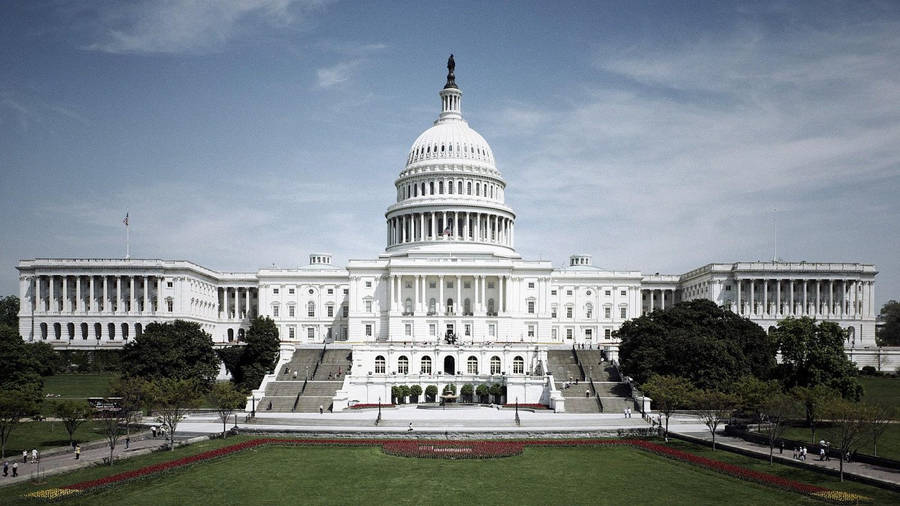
[125,211,130,260]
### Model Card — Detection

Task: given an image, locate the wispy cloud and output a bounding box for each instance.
[315,42,387,88]
[82,0,331,54]
[316,60,361,88]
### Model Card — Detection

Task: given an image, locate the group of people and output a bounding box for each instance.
[792,440,832,462]
[623,407,633,418]
[150,425,168,439]
[2,449,40,479]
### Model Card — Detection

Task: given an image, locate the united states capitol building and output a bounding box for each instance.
[15,59,883,411]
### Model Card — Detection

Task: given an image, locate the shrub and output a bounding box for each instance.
[399,385,411,404]
[442,384,457,395]
[409,385,422,403]
[391,386,402,404]
[425,385,438,402]
[476,384,490,403]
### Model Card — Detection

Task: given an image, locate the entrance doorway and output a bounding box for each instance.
[444,356,455,375]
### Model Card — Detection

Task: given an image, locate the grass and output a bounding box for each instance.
[859,376,900,409]
[777,423,900,461]
[41,374,118,398]
[2,421,111,456]
[2,439,898,505]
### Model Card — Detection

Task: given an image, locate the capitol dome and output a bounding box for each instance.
[384,56,517,258]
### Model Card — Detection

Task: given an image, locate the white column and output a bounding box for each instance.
[439,275,444,314]
[420,213,425,242]
[246,287,251,317]
[233,288,238,319]
[649,290,655,311]
[736,279,741,315]
[499,275,505,314]
[129,276,136,313]
[414,275,420,314]
[74,276,81,312]
[102,276,108,313]
[789,280,794,316]
[143,277,149,313]
[35,276,42,313]
[829,280,834,317]
[115,276,122,313]
[480,275,486,313]
[803,280,808,316]
[763,280,768,316]
[61,276,68,313]
[749,280,755,316]
[88,276,95,313]
[816,280,821,316]
[869,281,875,317]
[456,275,461,314]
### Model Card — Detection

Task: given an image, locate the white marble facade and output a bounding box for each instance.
[15,62,879,363]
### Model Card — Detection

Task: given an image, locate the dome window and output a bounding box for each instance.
[441,144,445,152]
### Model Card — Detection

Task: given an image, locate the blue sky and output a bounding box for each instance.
[1,1,898,307]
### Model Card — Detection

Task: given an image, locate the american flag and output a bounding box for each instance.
[442,225,452,236]
[123,212,129,226]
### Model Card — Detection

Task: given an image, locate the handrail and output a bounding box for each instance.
[300,378,309,396]
[572,346,586,380]
[589,377,603,412]
[291,390,302,412]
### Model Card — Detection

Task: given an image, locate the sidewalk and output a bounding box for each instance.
[0,432,195,488]
[675,430,900,488]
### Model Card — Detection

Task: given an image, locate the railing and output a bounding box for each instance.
[572,345,586,380]
[589,377,603,412]
[299,378,309,396]
[291,389,302,412]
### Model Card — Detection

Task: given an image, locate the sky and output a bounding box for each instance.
[1,1,898,307]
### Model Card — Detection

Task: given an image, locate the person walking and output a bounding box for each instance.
[125,436,130,449]
[3,460,8,477]
[11,462,17,477]
[408,422,414,432]
[779,441,784,454]
[22,450,27,463]
[151,425,157,438]
[31,449,38,464]
[319,405,324,414]
[75,445,81,460]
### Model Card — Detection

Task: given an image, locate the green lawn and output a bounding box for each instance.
[3,421,111,456]
[859,376,900,409]
[41,373,118,398]
[777,423,900,461]
[2,439,897,505]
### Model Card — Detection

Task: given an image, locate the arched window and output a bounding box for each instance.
[136,323,142,338]
[487,298,495,315]
[430,181,434,195]
[458,181,463,193]
[108,323,116,339]
[513,356,525,374]
[490,356,501,374]
[307,301,315,318]
[39,322,47,339]
[476,182,480,195]
[429,298,436,315]
[467,181,472,194]
[67,322,75,340]
[227,329,234,342]
[464,298,471,315]
[53,322,61,340]
[81,322,88,340]
[447,298,454,313]
[467,356,478,374]
[375,355,386,374]
[420,356,432,374]
[238,328,245,340]
[398,356,409,374]
[94,323,101,339]
[405,297,413,314]
[585,303,593,319]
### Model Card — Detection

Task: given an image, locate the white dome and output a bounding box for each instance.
[405,121,496,169]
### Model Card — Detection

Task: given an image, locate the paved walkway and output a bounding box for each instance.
[674,428,899,487]
[0,432,194,488]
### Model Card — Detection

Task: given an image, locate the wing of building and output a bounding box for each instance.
[15,59,883,410]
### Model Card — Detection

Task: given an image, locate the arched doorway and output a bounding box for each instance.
[444,356,455,375]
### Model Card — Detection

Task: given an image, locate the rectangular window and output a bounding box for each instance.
[342,305,348,318]
[273,288,279,294]
[488,324,495,337]
[464,324,471,336]
[566,307,573,318]
[327,288,333,295]
[365,281,372,288]
[327,306,334,317]
[551,307,557,318]
[605,307,611,319]
[566,290,573,296]
[273,306,279,317]
[725,285,732,291]
[551,290,557,296]
[405,323,412,336]
[167,281,173,288]
[343,288,349,294]
[447,281,453,288]
[288,306,295,317]
[620,307,627,319]
[585,329,593,339]
[620,290,626,296]
[464,282,471,289]
[430,282,436,288]
[429,324,436,336]
[605,328,612,339]
[289,327,295,339]
[528,282,535,289]
[365,300,372,312]
[527,301,535,314]
[289,288,295,294]
[365,324,372,336]
[527,325,535,338]
[167,300,173,312]
[488,282,495,289]
[307,327,315,340]
[551,328,557,340]
[308,305,315,317]
[605,290,611,296]
[566,328,573,339]
[586,308,593,319]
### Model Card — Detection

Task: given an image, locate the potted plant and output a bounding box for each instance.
[409,384,423,403]
[425,385,438,402]
[460,384,474,403]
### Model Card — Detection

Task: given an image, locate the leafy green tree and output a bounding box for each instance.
[391,385,402,404]
[147,378,202,451]
[0,295,18,328]
[876,300,900,346]
[489,383,504,404]
[54,400,92,448]
[758,392,796,464]
[618,300,777,388]
[642,374,694,439]
[460,384,474,402]
[824,400,874,482]
[425,385,438,402]
[399,385,411,404]
[442,383,457,395]
[476,384,490,403]
[0,388,39,458]
[112,376,150,436]
[0,325,44,398]
[774,317,862,400]
[210,382,246,438]
[218,317,280,391]
[409,384,423,403]
[791,384,838,443]
[733,376,782,431]
[121,320,219,389]
[693,389,738,450]
[868,403,894,458]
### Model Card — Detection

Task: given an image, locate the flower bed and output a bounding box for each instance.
[349,403,396,409]
[23,438,870,503]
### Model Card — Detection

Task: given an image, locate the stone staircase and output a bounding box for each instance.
[259,347,351,413]
[551,348,633,414]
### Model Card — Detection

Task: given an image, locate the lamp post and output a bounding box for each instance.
[251,395,256,418]
[306,365,310,381]
[376,396,382,426]
[515,396,520,426]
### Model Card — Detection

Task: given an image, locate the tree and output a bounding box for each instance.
[442,384,457,396]
[391,385,402,404]
[642,374,694,439]
[693,389,737,450]
[618,300,777,389]
[868,404,894,458]
[489,383,504,404]
[824,399,873,481]
[0,389,38,458]
[476,384,490,403]
[734,376,781,432]
[425,385,438,402]
[409,384,422,403]
[210,382,246,438]
[121,320,219,389]
[219,317,280,391]
[399,385,411,404]
[758,392,796,464]
[147,378,201,451]
[774,317,862,400]
[112,376,149,437]
[876,300,900,346]
[0,295,18,328]
[98,379,146,467]
[53,400,92,448]
[791,384,838,444]
[0,325,44,397]
[460,384,474,402]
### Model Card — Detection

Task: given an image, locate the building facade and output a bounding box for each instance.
[15,60,879,375]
